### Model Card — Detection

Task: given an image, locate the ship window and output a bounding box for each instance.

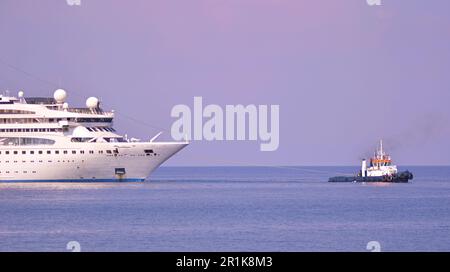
[22,151,26,154]
[80,151,85,154]
[72,150,76,154]
[0,109,35,114]
[55,151,59,154]
[71,137,94,142]
[13,151,18,155]
[106,150,112,154]
[0,137,55,146]
[38,151,43,154]
[47,151,51,154]
[99,150,103,154]
[89,150,94,154]
[5,151,9,154]
[75,118,113,123]
[30,151,34,154]
[64,150,68,154]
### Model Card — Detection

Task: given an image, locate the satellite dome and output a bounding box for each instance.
[63,102,69,110]
[18,91,24,98]
[54,89,67,103]
[86,97,99,109]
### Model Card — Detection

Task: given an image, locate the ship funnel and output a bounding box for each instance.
[361,159,367,177]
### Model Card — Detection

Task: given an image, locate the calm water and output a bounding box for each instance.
[1,166,450,252]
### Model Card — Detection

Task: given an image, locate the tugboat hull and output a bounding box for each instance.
[328,171,413,183]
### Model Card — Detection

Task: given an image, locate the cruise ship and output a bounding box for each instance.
[0,89,188,182]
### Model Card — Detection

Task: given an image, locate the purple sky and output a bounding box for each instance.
[1,0,450,166]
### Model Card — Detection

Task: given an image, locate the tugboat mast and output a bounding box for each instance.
[379,139,383,156]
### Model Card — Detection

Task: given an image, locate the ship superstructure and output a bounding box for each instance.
[0,89,188,182]
[362,140,398,178]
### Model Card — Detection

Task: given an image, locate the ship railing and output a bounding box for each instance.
[65,108,105,114]
[53,107,114,116]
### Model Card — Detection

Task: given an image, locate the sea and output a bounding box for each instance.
[0,166,449,252]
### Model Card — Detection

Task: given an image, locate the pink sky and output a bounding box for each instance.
[1,0,450,165]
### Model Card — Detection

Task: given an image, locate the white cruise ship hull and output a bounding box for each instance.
[0,142,188,182]
[0,89,188,182]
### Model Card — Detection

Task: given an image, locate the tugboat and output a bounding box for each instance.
[329,140,413,183]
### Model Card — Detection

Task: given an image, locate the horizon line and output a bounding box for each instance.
[160,164,450,167]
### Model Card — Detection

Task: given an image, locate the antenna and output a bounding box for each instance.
[150,131,163,142]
